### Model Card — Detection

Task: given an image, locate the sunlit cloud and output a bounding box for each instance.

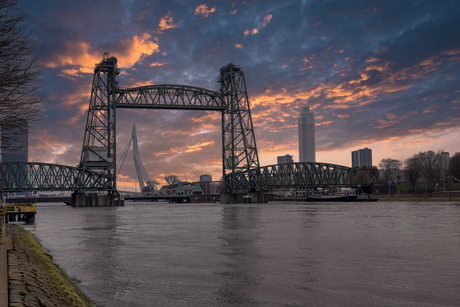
[194,4,216,17]
[42,33,159,71]
[150,62,168,67]
[235,44,243,49]
[262,14,272,27]
[158,12,180,32]
[185,141,214,153]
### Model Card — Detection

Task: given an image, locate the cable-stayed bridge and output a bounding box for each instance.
[0,53,374,205]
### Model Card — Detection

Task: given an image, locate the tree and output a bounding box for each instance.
[449,153,460,182]
[378,158,401,183]
[0,0,45,151]
[165,175,180,186]
[417,150,442,189]
[404,156,421,190]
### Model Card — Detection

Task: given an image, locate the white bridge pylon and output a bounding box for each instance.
[117,124,156,192]
[132,125,156,192]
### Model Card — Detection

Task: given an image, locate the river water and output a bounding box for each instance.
[21,201,460,307]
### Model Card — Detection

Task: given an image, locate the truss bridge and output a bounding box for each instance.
[0,53,375,205]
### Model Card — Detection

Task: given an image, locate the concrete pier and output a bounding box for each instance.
[71,192,124,207]
[220,191,268,204]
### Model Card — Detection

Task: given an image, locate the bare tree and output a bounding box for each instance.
[0,0,45,151]
[417,150,442,189]
[404,156,421,190]
[165,175,180,186]
[378,158,401,183]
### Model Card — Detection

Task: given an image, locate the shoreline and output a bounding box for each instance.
[6,224,93,307]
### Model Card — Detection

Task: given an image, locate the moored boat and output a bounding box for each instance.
[307,188,358,202]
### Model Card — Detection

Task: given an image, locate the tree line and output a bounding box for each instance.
[378,151,460,191]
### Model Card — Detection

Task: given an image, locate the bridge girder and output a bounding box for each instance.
[228,162,376,189]
[0,162,113,192]
[116,85,226,111]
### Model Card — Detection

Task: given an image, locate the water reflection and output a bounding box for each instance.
[217,205,262,305]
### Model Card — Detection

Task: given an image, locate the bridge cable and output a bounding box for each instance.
[116,137,133,178]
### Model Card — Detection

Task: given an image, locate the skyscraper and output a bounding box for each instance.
[351,148,372,167]
[298,107,316,163]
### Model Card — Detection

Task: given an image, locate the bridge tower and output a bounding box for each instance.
[218,64,261,194]
[79,52,120,193]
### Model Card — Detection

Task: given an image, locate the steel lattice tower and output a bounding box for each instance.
[79,53,120,192]
[218,63,260,192]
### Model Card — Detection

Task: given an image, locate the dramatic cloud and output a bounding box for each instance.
[21,0,460,188]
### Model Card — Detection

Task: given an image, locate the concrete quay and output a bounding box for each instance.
[0,222,93,307]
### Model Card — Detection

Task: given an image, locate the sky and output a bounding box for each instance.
[22,0,460,189]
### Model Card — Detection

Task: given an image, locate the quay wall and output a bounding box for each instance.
[6,224,93,306]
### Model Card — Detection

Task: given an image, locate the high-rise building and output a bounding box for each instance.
[298,107,316,162]
[277,154,293,165]
[351,148,372,168]
[1,123,28,164]
[1,122,28,195]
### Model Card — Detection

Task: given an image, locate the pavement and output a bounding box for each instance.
[0,217,13,307]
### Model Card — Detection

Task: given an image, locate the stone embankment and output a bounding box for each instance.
[7,224,93,307]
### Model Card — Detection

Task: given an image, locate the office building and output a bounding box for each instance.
[277,154,293,165]
[298,107,316,162]
[1,122,28,195]
[199,174,212,182]
[351,148,372,168]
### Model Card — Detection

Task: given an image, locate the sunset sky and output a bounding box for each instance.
[23,0,460,189]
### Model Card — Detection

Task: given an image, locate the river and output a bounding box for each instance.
[22,201,460,307]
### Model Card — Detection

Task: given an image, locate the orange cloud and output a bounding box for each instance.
[150,62,168,67]
[365,57,379,63]
[185,141,214,153]
[230,9,237,14]
[195,4,216,17]
[262,14,272,27]
[235,44,243,49]
[158,12,180,32]
[398,139,439,148]
[244,28,259,37]
[42,33,159,71]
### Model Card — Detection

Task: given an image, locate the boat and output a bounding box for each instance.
[307,188,358,202]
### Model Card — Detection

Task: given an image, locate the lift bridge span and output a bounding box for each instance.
[0,54,374,204]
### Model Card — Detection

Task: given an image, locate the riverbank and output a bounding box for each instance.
[6,224,93,307]
[272,192,460,203]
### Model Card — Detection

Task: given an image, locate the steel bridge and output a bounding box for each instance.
[0,53,374,202]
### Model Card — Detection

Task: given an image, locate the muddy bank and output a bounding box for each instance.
[7,224,93,307]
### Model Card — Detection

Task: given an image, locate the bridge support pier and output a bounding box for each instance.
[71,192,124,207]
[220,191,268,204]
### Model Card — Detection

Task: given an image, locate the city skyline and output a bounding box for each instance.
[18,1,460,187]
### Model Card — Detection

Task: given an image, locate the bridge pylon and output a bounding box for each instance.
[218,64,261,195]
[79,52,120,193]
